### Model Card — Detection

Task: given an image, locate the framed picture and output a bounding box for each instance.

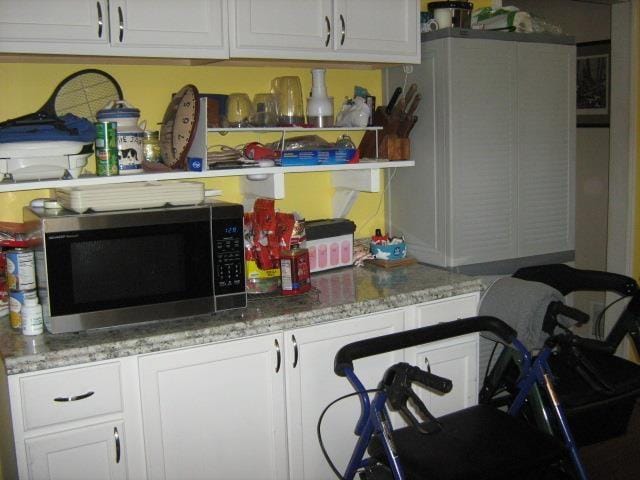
[576,40,611,127]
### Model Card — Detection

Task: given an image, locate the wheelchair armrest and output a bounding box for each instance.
[513,264,637,296]
[334,316,516,376]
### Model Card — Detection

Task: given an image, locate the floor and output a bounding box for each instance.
[580,400,640,479]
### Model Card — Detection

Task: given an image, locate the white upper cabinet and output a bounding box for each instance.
[0,0,418,63]
[229,0,420,63]
[0,0,228,59]
[0,0,110,50]
[107,0,228,58]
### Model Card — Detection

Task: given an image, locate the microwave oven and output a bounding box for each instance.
[23,202,246,334]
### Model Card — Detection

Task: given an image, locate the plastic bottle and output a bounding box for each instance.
[21,297,43,336]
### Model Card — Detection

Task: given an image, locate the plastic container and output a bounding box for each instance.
[21,296,43,336]
[97,100,144,174]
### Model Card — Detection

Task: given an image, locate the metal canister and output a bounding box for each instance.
[95,121,119,176]
[9,289,37,330]
[280,247,311,296]
[6,248,36,291]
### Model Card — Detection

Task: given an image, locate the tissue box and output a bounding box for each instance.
[306,218,356,272]
[370,242,407,261]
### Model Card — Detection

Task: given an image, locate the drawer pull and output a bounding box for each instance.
[54,391,95,402]
[96,2,103,38]
[339,14,345,46]
[324,16,331,47]
[114,427,121,463]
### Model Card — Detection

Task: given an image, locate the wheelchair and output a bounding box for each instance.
[323,316,582,480]
[479,264,640,447]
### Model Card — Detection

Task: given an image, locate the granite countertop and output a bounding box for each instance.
[0,264,484,375]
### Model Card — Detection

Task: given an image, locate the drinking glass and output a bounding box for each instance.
[270,76,304,126]
[225,93,253,127]
[251,93,278,127]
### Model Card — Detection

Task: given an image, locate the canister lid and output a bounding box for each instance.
[97,100,140,120]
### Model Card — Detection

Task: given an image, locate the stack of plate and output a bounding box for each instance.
[56,181,205,213]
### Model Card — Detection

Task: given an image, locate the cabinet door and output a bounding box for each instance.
[109,0,228,58]
[517,42,576,257]
[138,334,288,480]
[333,0,419,62]
[406,294,480,415]
[285,309,406,480]
[0,0,109,54]
[229,0,332,58]
[449,38,519,265]
[25,421,126,480]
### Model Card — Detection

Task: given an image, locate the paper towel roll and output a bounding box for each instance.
[433,8,453,29]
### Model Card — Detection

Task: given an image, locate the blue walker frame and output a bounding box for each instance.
[340,336,589,480]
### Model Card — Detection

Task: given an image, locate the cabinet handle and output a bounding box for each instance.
[118,6,124,43]
[53,391,95,402]
[114,427,121,463]
[424,357,431,373]
[96,2,103,38]
[324,16,331,47]
[339,14,345,46]
[275,338,281,373]
[292,334,299,368]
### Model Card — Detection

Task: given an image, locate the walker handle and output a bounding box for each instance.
[335,316,516,376]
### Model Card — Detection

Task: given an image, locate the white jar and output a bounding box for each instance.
[97,100,144,175]
[21,297,43,336]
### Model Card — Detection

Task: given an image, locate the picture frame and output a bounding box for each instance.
[576,40,611,128]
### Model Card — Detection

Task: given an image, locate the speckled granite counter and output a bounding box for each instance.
[0,264,484,375]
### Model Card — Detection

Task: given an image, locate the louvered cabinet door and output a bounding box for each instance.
[448,38,519,265]
[517,42,576,257]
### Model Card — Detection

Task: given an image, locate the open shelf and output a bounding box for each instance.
[0,159,414,193]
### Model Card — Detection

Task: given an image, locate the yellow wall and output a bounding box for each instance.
[0,63,384,236]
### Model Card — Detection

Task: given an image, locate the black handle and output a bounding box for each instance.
[514,264,638,296]
[118,7,124,42]
[409,365,452,394]
[335,316,516,376]
[386,87,402,114]
[551,302,590,325]
[54,391,95,402]
[97,2,103,38]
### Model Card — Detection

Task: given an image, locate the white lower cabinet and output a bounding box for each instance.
[5,293,480,479]
[7,358,145,480]
[24,421,127,480]
[284,309,406,480]
[406,293,481,416]
[138,333,288,480]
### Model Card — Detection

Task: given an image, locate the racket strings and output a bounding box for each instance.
[54,74,121,122]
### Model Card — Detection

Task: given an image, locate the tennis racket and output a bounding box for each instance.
[1,69,123,127]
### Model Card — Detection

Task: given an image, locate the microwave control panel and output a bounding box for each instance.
[212,217,245,297]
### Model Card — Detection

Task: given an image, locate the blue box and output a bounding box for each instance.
[370,242,407,261]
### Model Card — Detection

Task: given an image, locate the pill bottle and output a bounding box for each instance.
[21,297,43,336]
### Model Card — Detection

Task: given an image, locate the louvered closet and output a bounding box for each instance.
[385,30,576,273]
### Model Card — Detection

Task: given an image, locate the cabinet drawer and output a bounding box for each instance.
[19,363,123,431]
[416,294,479,327]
